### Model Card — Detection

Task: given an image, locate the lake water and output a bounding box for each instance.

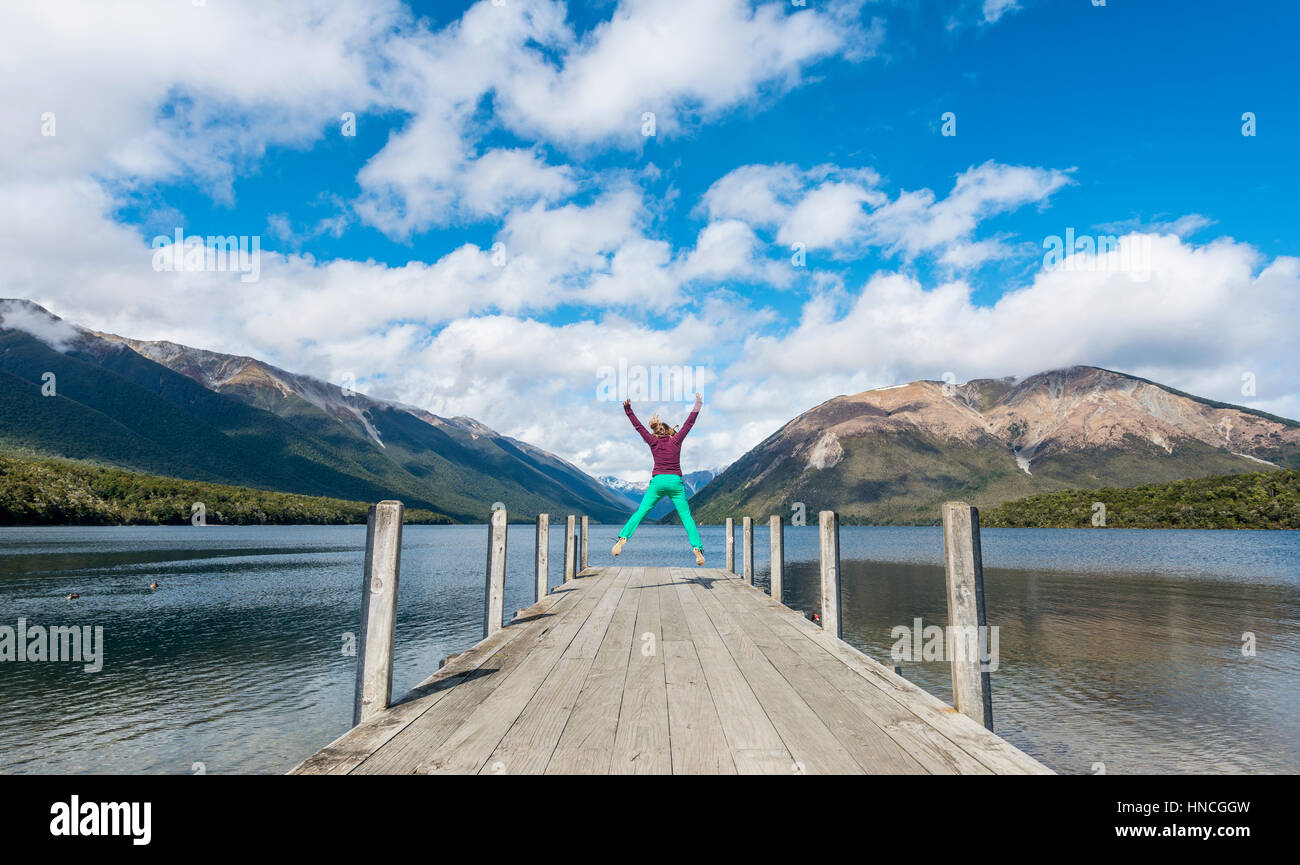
[1,524,1296,774]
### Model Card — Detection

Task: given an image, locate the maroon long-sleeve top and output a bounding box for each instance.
[625,403,699,476]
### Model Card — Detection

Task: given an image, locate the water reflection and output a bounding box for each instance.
[0,524,1295,774]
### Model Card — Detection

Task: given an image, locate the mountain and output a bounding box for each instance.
[599,469,719,519]
[688,366,1300,525]
[0,299,629,522]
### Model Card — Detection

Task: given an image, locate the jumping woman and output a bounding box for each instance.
[612,391,707,566]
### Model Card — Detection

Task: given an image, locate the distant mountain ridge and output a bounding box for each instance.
[599,469,719,519]
[0,299,629,522]
[689,366,1300,525]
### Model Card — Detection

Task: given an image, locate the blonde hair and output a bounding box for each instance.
[648,413,677,437]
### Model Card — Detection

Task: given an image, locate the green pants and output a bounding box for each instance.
[618,473,702,549]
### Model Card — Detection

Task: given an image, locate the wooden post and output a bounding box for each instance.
[580,515,589,572]
[725,517,735,572]
[769,514,784,603]
[572,527,579,579]
[535,513,549,602]
[564,515,576,582]
[742,517,754,585]
[354,500,403,726]
[818,510,841,639]
[484,507,507,639]
[942,501,994,731]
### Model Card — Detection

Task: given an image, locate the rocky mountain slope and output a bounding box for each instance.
[0,299,628,522]
[688,366,1300,524]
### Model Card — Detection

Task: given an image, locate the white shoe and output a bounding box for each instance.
[612,537,627,557]
[693,548,706,566]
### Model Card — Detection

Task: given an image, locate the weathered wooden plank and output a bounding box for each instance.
[411,567,629,774]
[656,565,689,644]
[770,618,993,775]
[664,639,736,774]
[303,564,1049,776]
[562,566,634,660]
[684,570,863,774]
[354,500,403,725]
[666,568,790,761]
[704,575,927,774]
[709,577,989,774]
[353,570,614,774]
[546,568,638,774]
[766,591,1052,774]
[610,567,671,774]
[293,586,575,775]
[733,748,801,775]
[482,568,636,773]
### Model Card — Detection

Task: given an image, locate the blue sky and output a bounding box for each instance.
[2,0,1298,478]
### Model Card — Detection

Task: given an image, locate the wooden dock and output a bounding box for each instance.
[293,557,1052,774]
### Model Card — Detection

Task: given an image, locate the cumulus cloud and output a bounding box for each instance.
[1,0,1295,485]
[700,159,1069,265]
[729,233,1300,442]
[861,160,1073,264]
[494,0,880,146]
[0,0,399,198]
[351,0,878,236]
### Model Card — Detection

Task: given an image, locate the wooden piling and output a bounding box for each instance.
[942,501,994,731]
[535,513,549,602]
[353,500,403,726]
[769,514,784,603]
[484,507,507,639]
[580,515,589,572]
[818,510,842,639]
[741,516,753,585]
[564,515,576,582]
[725,517,735,572]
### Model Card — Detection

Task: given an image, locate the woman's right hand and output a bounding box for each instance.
[623,398,631,409]
[694,391,702,405]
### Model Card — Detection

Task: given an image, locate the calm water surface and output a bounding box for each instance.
[0,524,1296,774]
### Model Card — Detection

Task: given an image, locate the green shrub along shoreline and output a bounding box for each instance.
[0,452,450,526]
[980,469,1300,529]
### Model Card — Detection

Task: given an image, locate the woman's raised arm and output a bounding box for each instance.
[673,392,703,442]
[624,399,655,445]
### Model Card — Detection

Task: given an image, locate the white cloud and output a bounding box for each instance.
[698,164,807,227]
[1,0,399,198]
[350,0,878,237]
[2,0,1295,486]
[700,163,886,252]
[731,233,1300,437]
[777,181,883,250]
[700,159,1068,265]
[861,160,1072,263]
[8,182,1296,477]
[982,0,1021,25]
[495,0,879,146]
